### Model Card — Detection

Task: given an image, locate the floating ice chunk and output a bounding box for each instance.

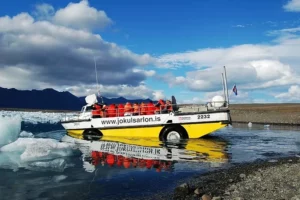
[20,139,75,162]
[19,131,34,138]
[264,124,270,128]
[248,122,252,128]
[0,137,77,172]
[27,158,67,172]
[52,175,68,182]
[1,138,75,162]
[0,116,21,147]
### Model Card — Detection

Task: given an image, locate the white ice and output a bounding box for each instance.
[0,116,21,147]
[0,116,77,172]
[0,110,77,124]
[19,131,34,138]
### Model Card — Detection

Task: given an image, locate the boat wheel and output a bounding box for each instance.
[161,126,187,141]
[166,131,181,140]
[83,129,102,141]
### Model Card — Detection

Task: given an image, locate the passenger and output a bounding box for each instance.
[133,102,140,116]
[117,103,125,117]
[146,159,153,169]
[106,154,115,167]
[123,158,131,169]
[164,100,173,113]
[92,103,101,118]
[147,100,155,115]
[100,104,107,117]
[140,102,147,115]
[155,99,165,114]
[107,104,117,117]
[124,102,132,116]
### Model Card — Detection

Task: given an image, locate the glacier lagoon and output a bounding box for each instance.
[1,111,300,199]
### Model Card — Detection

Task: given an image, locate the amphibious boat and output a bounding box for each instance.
[61,67,232,141]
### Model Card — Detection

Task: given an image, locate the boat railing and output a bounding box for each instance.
[60,101,228,122]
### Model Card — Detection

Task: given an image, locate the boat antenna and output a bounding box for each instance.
[94,56,104,104]
[223,66,229,106]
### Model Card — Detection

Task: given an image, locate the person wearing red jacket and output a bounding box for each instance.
[117,104,125,117]
[147,101,155,115]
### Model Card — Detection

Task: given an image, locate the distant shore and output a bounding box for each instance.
[1,103,300,125]
[229,104,300,125]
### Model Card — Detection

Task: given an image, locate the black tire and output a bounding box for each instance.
[160,126,187,141]
[83,129,102,141]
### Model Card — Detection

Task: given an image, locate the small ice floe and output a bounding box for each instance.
[248,122,252,128]
[264,124,270,129]
[19,131,34,138]
[268,159,278,163]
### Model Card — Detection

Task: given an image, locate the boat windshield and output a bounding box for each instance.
[81,106,93,113]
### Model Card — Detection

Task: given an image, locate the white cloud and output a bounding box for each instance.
[63,84,164,100]
[156,30,300,94]
[0,2,158,100]
[53,0,112,30]
[275,85,300,101]
[232,25,245,28]
[0,10,153,92]
[132,69,156,77]
[152,90,165,101]
[283,0,300,12]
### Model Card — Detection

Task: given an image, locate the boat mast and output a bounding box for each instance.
[223,66,229,106]
[94,56,104,104]
[221,73,226,103]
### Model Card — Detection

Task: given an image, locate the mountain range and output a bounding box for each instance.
[0,87,152,111]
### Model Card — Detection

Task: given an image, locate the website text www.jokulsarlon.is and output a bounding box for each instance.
[100,116,161,125]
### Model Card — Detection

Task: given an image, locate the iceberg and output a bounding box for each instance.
[0,116,21,147]
[0,116,78,172]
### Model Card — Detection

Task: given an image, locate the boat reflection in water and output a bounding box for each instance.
[62,135,229,173]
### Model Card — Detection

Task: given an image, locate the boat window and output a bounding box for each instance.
[86,106,92,112]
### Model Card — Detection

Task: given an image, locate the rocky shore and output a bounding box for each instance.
[171,156,300,200]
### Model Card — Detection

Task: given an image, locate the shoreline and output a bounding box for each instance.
[171,156,300,200]
[134,156,300,200]
[2,103,300,125]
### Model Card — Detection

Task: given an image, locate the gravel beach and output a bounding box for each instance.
[171,156,300,200]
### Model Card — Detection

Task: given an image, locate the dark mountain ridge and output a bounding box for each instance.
[0,87,153,111]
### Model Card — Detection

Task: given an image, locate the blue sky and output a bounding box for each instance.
[1,0,300,103]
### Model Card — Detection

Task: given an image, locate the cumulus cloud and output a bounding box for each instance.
[283,0,300,12]
[275,85,300,101]
[156,30,300,97]
[63,84,165,100]
[0,3,154,97]
[53,0,113,30]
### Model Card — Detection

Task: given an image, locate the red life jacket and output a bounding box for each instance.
[118,104,125,116]
[107,104,117,117]
[133,103,140,115]
[124,102,132,112]
[147,102,155,115]
[140,102,147,115]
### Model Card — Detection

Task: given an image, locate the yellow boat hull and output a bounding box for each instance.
[66,122,227,139]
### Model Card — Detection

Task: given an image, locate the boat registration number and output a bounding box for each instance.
[197,114,210,119]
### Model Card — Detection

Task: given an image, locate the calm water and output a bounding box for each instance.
[1,122,300,200]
